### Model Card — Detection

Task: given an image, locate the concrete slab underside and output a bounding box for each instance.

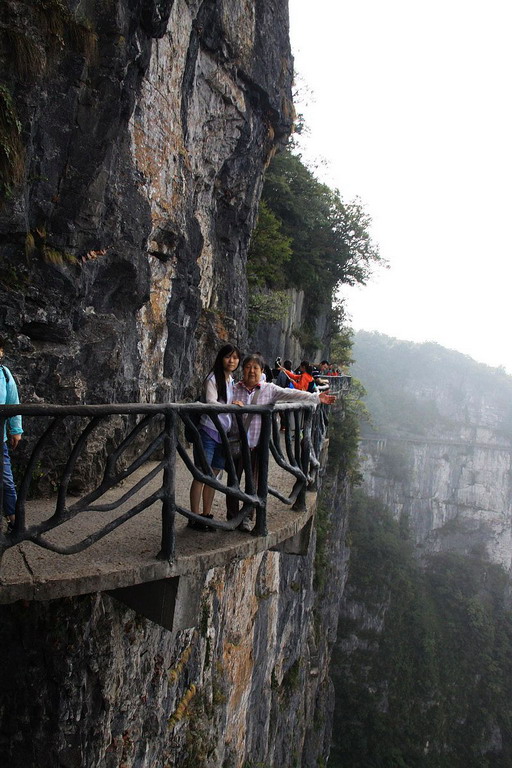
[0,454,316,604]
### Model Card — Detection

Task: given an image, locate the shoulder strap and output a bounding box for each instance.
[0,365,10,384]
[241,386,261,432]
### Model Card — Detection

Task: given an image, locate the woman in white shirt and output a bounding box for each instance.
[189,343,241,530]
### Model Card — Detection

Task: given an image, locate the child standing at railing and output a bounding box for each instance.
[188,343,240,531]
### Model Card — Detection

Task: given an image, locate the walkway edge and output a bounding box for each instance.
[0,495,317,604]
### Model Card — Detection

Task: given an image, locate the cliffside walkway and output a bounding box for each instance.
[0,454,317,606]
[0,392,344,612]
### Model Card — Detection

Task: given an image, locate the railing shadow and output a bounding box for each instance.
[0,399,333,568]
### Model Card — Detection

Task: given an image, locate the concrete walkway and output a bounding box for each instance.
[0,452,316,604]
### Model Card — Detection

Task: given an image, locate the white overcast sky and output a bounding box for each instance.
[289,0,512,372]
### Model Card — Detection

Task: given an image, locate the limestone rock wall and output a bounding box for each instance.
[0,0,293,489]
[248,288,331,367]
[250,288,307,364]
[0,0,293,408]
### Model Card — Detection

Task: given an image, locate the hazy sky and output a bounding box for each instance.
[289,0,512,372]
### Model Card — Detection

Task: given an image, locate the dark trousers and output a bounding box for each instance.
[226,448,259,520]
[2,441,17,518]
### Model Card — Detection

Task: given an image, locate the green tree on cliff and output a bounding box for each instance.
[247,200,292,289]
[248,149,381,331]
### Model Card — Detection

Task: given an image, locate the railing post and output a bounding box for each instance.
[308,408,321,492]
[253,410,271,536]
[159,412,176,561]
[292,407,312,511]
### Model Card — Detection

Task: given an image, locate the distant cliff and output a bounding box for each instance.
[360,437,512,569]
[327,332,512,767]
[352,331,512,570]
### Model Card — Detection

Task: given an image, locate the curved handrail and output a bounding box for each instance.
[0,399,333,567]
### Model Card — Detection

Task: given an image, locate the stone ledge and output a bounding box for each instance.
[0,459,317,604]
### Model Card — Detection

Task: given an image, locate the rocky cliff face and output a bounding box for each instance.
[249,288,331,368]
[0,0,293,408]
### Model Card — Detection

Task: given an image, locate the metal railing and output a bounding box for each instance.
[0,399,332,567]
[315,374,352,394]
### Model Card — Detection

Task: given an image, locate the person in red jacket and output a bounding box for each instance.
[278,360,315,392]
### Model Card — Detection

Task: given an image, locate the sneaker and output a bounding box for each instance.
[238,518,253,533]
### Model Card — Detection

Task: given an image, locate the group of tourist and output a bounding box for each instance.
[188,345,336,533]
[272,358,345,388]
[0,339,336,539]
